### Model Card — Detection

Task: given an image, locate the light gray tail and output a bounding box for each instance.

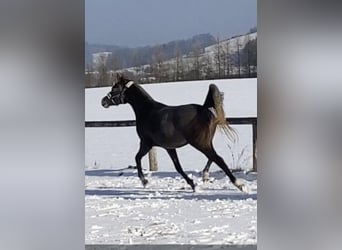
[204,84,238,143]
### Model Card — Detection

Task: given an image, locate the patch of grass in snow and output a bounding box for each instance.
[226,143,252,172]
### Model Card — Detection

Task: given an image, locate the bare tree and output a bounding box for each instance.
[98,65,109,87]
[173,42,184,81]
[203,54,214,79]
[110,53,120,72]
[246,34,251,77]
[214,35,224,78]
[216,35,221,78]
[151,45,166,82]
[225,40,231,77]
[132,51,145,81]
[192,41,202,80]
[241,36,257,77]
[94,53,110,87]
[236,38,241,77]
[239,35,250,77]
[85,64,94,88]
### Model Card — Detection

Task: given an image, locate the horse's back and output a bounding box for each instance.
[165,104,215,145]
[172,104,203,126]
[140,104,212,148]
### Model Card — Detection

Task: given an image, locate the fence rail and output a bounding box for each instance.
[85,117,257,171]
[85,117,256,127]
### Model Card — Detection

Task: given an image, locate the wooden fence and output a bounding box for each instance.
[85,117,257,171]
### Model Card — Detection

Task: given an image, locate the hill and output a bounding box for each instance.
[85,33,216,68]
[85,30,257,87]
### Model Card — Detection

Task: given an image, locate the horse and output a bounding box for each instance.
[101,74,245,192]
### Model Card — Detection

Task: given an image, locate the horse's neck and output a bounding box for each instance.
[126,85,155,119]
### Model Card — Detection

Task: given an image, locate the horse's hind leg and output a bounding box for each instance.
[166,149,196,191]
[202,160,212,182]
[135,141,151,187]
[194,145,244,191]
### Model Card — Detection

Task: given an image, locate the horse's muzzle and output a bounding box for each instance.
[101,97,110,108]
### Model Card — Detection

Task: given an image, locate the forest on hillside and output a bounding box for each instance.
[85,29,257,88]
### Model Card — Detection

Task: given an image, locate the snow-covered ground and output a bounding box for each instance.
[85,78,257,245]
[86,170,257,245]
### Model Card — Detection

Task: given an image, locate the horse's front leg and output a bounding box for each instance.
[135,141,151,187]
[166,149,196,191]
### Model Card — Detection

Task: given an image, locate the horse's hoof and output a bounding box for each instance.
[237,184,244,192]
[191,184,198,192]
[202,171,210,183]
[142,179,148,187]
[234,178,246,192]
[241,184,251,194]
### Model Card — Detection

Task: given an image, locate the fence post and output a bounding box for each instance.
[252,121,257,172]
[148,147,158,171]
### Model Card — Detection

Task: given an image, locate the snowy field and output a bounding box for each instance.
[85,79,257,245]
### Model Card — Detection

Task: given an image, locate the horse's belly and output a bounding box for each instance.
[152,132,187,149]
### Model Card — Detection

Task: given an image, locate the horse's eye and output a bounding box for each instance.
[107,93,112,98]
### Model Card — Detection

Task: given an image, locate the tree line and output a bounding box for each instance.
[85,32,257,88]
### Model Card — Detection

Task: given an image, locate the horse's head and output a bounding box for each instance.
[101,73,133,108]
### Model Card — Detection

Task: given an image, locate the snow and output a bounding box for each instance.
[85,170,257,245]
[85,78,257,245]
[204,32,257,54]
[85,126,253,172]
[85,78,256,121]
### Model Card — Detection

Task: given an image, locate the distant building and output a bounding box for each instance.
[92,52,112,69]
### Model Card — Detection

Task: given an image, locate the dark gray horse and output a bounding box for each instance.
[101,74,245,192]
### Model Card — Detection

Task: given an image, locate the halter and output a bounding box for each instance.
[107,81,134,105]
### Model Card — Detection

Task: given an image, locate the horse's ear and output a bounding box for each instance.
[111,73,115,86]
[220,91,225,101]
[116,73,123,81]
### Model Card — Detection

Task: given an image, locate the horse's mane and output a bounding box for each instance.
[133,82,155,102]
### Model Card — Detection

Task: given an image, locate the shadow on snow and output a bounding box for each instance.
[85,169,257,201]
[85,169,257,181]
[85,187,256,201]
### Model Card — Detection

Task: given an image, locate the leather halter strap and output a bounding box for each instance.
[125,81,134,88]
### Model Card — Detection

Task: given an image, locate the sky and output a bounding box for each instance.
[85,0,257,47]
